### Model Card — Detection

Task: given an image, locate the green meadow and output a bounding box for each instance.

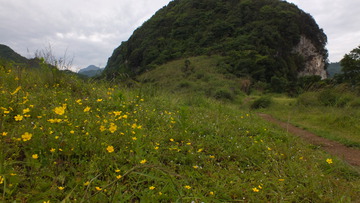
[1,62,359,202]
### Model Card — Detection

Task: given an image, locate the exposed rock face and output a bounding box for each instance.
[293,35,327,79]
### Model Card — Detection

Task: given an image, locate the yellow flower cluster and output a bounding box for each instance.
[54,105,66,115]
[21,132,32,142]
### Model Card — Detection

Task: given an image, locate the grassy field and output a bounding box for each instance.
[262,95,360,149]
[1,63,359,202]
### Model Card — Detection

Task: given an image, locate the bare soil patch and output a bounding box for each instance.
[258,113,360,167]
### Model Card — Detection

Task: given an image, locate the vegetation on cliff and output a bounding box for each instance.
[104,0,327,89]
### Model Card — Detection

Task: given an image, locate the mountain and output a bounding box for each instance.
[327,62,342,78]
[78,65,104,77]
[0,44,28,64]
[104,0,328,86]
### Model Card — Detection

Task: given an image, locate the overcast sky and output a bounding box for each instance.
[1,0,359,71]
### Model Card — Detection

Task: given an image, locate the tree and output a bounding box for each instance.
[340,45,360,85]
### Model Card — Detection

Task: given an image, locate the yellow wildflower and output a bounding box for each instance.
[140,159,147,164]
[97,99,103,102]
[84,106,91,112]
[23,108,30,114]
[99,125,106,132]
[252,187,259,192]
[70,130,75,134]
[149,186,155,190]
[209,191,215,195]
[95,186,102,191]
[53,106,66,115]
[184,185,191,190]
[14,115,23,121]
[109,123,117,133]
[115,169,121,173]
[326,158,333,164]
[113,111,122,116]
[84,181,90,186]
[106,146,114,153]
[1,132,7,136]
[116,175,122,179]
[0,176,4,184]
[132,137,137,141]
[21,132,32,141]
[278,179,285,182]
[58,186,65,190]
[50,148,56,153]
[32,154,39,159]
[10,86,21,95]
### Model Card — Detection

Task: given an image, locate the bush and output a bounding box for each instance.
[251,96,272,109]
[214,88,234,101]
[318,89,339,106]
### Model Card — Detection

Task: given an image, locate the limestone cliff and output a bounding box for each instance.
[293,35,327,79]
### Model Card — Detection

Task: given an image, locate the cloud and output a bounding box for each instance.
[287,0,360,62]
[0,0,169,70]
[1,0,359,70]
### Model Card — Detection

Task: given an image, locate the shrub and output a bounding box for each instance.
[213,88,234,101]
[318,89,339,106]
[251,96,272,109]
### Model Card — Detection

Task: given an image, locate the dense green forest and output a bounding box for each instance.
[104,0,327,89]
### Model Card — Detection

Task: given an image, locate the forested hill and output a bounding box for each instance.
[104,0,327,84]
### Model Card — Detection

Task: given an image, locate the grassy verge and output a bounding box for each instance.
[0,64,359,202]
[262,95,360,149]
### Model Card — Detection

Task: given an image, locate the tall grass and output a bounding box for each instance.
[0,63,359,202]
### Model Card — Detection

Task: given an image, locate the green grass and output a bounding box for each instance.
[0,63,359,202]
[262,95,360,149]
[138,55,246,101]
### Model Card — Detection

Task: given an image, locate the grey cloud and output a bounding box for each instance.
[1,0,359,70]
[288,0,360,62]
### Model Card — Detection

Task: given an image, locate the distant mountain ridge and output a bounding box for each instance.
[327,62,342,78]
[78,65,103,77]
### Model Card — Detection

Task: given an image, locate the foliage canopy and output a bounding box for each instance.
[104,0,327,85]
[340,45,360,85]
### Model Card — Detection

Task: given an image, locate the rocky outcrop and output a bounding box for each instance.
[293,35,327,79]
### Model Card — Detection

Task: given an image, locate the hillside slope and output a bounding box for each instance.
[0,44,28,64]
[104,0,327,84]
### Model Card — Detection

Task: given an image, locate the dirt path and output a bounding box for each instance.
[258,113,360,167]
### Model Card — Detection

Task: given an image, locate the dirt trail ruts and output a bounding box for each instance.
[258,113,360,167]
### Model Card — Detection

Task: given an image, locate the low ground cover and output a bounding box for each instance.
[0,64,359,202]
